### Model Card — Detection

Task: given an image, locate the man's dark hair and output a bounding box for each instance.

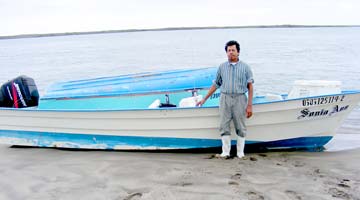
[225,40,240,52]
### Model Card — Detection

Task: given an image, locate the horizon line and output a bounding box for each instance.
[1,24,359,40]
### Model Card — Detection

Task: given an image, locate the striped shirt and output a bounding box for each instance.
[214,60,254,94]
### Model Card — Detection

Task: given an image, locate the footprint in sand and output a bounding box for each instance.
[311,168,325,178]
[249,157,258,161]
[293,161,305,167]
[231,173,242,180]
[338,179,351,188]
[285,190,302,200]
[246,191,265,200]
[123,192,142,200]
[228,180,239,185]
[228,173,242,185]
[328,188,351,199]
[337,183,350,188]
[173,181,193,187]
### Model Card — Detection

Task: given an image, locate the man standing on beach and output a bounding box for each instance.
[197,40,254,158]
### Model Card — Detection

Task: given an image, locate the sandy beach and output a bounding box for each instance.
[1,109,359,200]
[0,143,359,200]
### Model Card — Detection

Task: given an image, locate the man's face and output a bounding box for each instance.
[226,45,239,62]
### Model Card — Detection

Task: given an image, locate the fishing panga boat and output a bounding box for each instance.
[0,67,359,151]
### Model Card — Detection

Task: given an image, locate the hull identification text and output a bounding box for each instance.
[297,104,349,119]
[302,95,345,107]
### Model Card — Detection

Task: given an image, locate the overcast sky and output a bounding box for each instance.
[1,0,359,36]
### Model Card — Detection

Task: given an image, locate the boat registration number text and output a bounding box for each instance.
[302,95,345,106]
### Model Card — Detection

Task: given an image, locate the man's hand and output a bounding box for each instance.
[246,104,253,118]
[196,99,206,107]
[196,85,216,107]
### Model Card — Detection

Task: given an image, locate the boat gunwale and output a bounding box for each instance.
[1,90,359,113]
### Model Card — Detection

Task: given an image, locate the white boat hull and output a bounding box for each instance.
[0,91,359,150]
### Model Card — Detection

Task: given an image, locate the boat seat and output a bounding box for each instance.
[148,99,161,108]
[179,95,203,107]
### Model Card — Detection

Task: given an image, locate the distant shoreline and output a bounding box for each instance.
[1,25,359,40]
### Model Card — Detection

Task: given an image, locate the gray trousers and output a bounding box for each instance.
[219,93,247,137]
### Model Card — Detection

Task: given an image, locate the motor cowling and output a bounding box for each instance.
[0,76,39,108]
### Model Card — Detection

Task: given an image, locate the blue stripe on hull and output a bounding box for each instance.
[0,130,332,150]
[0,130,221,149]
[245,136,333,151]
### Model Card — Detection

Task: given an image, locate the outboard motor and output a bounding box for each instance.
[0,76,39,108]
